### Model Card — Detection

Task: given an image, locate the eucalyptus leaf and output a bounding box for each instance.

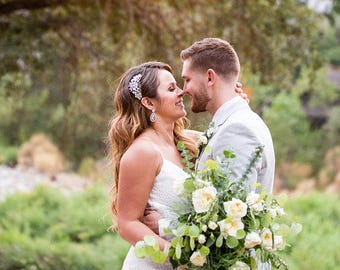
[226,236,239,248]
[151,250,167,264]
[216,234,223,247]
[175,242,182,259]
[190,237,195,250]
[205,159,217,169]
[144,235,157,247]
[189,224,200,237]
[236,229,246,239]
[199,245,210,256]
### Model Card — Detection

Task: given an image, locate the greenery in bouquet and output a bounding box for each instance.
[135,143,302,269]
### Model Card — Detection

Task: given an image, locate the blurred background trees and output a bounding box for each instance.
[0,0,339,190]
[0,1,339,269]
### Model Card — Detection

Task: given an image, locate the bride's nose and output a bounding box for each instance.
[176,87,184,97]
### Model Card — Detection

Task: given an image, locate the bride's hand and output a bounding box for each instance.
[235,82,249,103]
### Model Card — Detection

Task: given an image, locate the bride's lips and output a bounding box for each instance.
[175,99,184,107]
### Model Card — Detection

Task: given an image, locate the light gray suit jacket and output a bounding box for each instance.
[196,96,275,194]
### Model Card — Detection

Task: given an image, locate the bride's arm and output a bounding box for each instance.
[116,143,169,250]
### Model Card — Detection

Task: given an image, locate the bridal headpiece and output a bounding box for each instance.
[128,73,142,100]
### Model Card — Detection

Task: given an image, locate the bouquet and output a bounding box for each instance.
[135,143,302,269]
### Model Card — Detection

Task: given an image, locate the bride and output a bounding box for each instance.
[108,61,245,269]
[108,61,197,269]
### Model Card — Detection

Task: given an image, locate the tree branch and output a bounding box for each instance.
[0,0,69,15]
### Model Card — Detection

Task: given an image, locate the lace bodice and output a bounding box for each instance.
[121,157,188,270]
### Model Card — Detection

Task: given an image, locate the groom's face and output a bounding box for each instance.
[181,59,210,113]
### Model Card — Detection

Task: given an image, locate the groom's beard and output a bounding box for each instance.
[190,84,210,113]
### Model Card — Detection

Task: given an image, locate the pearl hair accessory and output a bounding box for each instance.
[128,73,142,100]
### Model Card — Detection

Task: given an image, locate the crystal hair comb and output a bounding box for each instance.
[128,73,142,100]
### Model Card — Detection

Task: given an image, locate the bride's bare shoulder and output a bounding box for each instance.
[121,134,161,169]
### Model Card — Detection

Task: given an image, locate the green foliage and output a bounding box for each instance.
[1,185,338,269]
[328,46,340,65]
[0,0,325,166]
[323,106,340,146]
[294,66,340,106]
[281,192,340,270]
[0,184,130,270]
[263,92,325,168]
[0,145,18,164]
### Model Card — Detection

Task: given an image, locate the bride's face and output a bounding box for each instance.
[154,69,186,121]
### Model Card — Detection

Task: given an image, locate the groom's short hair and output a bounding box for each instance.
[180,38,240,81]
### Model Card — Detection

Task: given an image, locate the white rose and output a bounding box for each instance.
[244,231,262,249]
[274,235,285,250]
[261,228,273,250]
[208,221,218,230]
[199,135,208,145]
[224,198,248,218]
[246,191,264,212]
[228,261,250,270]
[276,207,285,217]
[192,186,217,213]
[218,218,244,238]
[190,251,207,266]
[268,208,277,218]
[173,178,186,195]
[198,234,206,244]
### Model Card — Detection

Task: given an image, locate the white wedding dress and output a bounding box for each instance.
[121,157,188,270]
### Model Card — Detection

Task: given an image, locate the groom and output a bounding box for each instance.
[144,38,275,238]
[180,37,275,192]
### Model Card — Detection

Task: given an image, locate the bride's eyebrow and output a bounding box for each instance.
[168,82,176,88]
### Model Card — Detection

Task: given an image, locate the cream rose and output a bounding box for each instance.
[244,231,262,249]
[208,221,218,230]
[190,251,206,266]
[198,234,206,244]
[199,134,208,145]
[261,228,273,250]
[268,208,277,218]
[218,218,244,238]
[276,206,285,217]
[192,186,217,213]
[224,198,248,218]
[246,191,264,212]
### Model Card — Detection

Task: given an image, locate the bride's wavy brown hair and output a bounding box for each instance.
[108,61,198,223]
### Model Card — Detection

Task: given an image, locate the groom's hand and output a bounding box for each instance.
[143,208,162,234]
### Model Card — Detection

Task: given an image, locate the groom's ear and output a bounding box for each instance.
[207,69,216,86]
[141,97,154,110]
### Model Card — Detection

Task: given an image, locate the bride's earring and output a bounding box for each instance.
[150,108,156,122]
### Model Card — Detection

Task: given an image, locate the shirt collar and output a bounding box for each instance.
[211,96,246,128]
